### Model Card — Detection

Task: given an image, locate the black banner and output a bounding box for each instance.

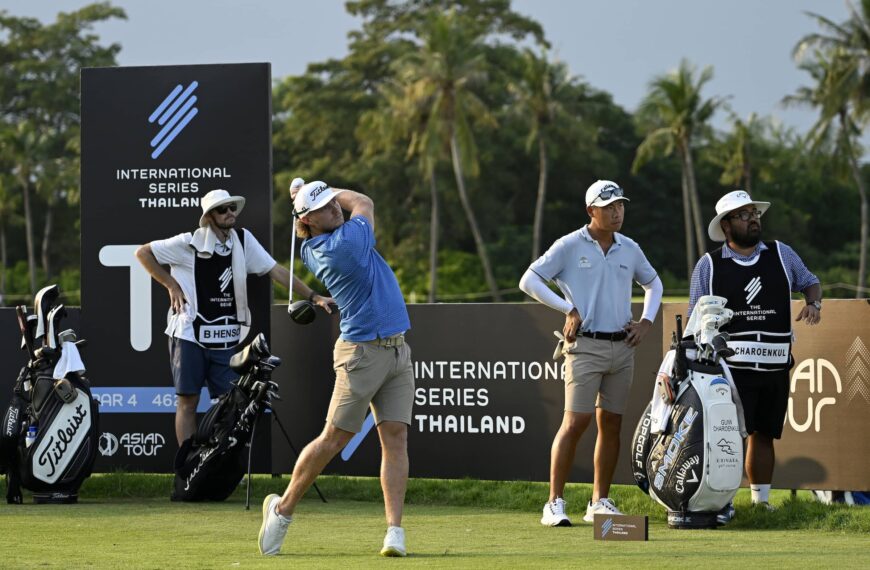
[78,64,274,471]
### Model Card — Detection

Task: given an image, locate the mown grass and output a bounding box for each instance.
[1,474,869,568]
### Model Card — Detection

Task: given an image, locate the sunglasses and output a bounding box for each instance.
[214,203,238,215]
[592,185,624,204]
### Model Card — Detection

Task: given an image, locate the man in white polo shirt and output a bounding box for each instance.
[519,179,663,526]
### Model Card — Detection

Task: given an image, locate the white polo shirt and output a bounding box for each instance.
[530,225,657,333]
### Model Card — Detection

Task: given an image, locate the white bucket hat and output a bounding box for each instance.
[293,181,344,218]
[585,180,629,207]
[199,189,245,228]
[708,190,770,242]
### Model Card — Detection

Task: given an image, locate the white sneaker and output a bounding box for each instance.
[380,526,407,557]
[541,497,572,527]
[583,497,622,522]
[258,494,291,556]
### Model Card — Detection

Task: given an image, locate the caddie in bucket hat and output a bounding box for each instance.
[519,179,663,527]
[688,189,821,523]
[259,179,414,558]
[134,189,332,447]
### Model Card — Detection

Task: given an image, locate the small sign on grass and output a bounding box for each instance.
[593,514,649,541]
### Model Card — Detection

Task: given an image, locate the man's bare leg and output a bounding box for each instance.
[276,424,354,517]
[549,411,593,501]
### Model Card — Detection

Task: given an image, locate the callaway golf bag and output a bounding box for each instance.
[172,333,280,502]
[0,285,99,504]
[631,296,747,528]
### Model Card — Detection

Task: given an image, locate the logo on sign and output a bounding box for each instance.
[601,518,613,538]
[148,81,199,159]
[99,432,119,457]
[120,432,166,456]
[744,276,762,304]
[787,358,842,433]
[845,337,870,404]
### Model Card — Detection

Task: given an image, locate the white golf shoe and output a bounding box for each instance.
[541,497,572,527]
[380,526,407,557]
[258,494,292,555]
[583,497,622,522]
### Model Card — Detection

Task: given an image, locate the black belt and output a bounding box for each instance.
[582,331,628,341]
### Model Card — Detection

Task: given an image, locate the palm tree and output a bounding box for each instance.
[508,48,576,262]
[393,9,502,301]
[359,79,444,302]
[632,60,724,281]
[794,2,870,296]
[786,47,868,297]
[713,113,766,194]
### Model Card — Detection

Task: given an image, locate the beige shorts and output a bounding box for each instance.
[564,336,635,414]
[327,336,415,433]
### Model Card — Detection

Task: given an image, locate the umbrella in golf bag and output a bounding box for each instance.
[172,333,280,503]
[0,285,99,504]
[630,296,747,528]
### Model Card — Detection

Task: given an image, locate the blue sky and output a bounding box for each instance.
[1,0,852,134]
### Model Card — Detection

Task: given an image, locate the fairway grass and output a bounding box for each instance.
[2,475,869,568]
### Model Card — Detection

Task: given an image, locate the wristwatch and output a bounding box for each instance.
[808,300,821,311]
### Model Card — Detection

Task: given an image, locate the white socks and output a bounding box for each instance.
[750,484,771,504]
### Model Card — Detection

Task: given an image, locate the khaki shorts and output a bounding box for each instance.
[564,336,635,414]
[327,336,415,433]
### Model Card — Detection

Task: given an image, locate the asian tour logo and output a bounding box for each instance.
[148,81,199,159]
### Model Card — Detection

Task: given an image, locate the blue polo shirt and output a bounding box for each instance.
[301,215,410,341]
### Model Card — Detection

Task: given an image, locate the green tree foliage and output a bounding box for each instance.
[0,2,124,300]
[1,0,867,306]
[633,60,724,282]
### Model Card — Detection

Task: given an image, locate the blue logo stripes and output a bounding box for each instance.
[341,412,376,461]
[148,81,199,159]
[601,517,613,537]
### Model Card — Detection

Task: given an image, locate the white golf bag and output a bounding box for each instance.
[631,296,747,528]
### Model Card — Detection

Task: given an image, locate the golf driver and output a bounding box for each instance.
[288,181,316,325]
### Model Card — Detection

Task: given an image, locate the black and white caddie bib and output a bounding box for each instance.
[710,241,792,371]
[191,231,245,349]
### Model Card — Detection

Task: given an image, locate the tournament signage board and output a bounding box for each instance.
[270,303,665,484]
[79,64,273,471]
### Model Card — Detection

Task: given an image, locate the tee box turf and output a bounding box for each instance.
[593,514,649,541]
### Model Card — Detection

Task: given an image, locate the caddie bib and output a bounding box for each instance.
[710,241,791,371]
[191,231,245,349]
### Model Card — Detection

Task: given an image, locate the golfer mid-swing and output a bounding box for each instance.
[258,181,414,557]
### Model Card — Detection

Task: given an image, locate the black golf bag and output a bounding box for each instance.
[1,285,99,504]
[631,313,745,528]
[172,333,280,502]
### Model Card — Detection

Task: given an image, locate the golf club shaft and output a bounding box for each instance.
[289,219,296,303]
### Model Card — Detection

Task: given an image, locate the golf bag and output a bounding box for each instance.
[1,285,99,504]
[172,333,280,502]
[631,297,746,528]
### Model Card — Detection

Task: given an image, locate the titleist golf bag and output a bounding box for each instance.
[172,333,280,502]
[0,285,99,504]
[631,296,747,528]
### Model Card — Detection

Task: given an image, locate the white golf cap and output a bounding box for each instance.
[293,181,344,218]
[708,190,770,242]
[199,189,245,228]
[585,180,629,207]
[290,177,305,190]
